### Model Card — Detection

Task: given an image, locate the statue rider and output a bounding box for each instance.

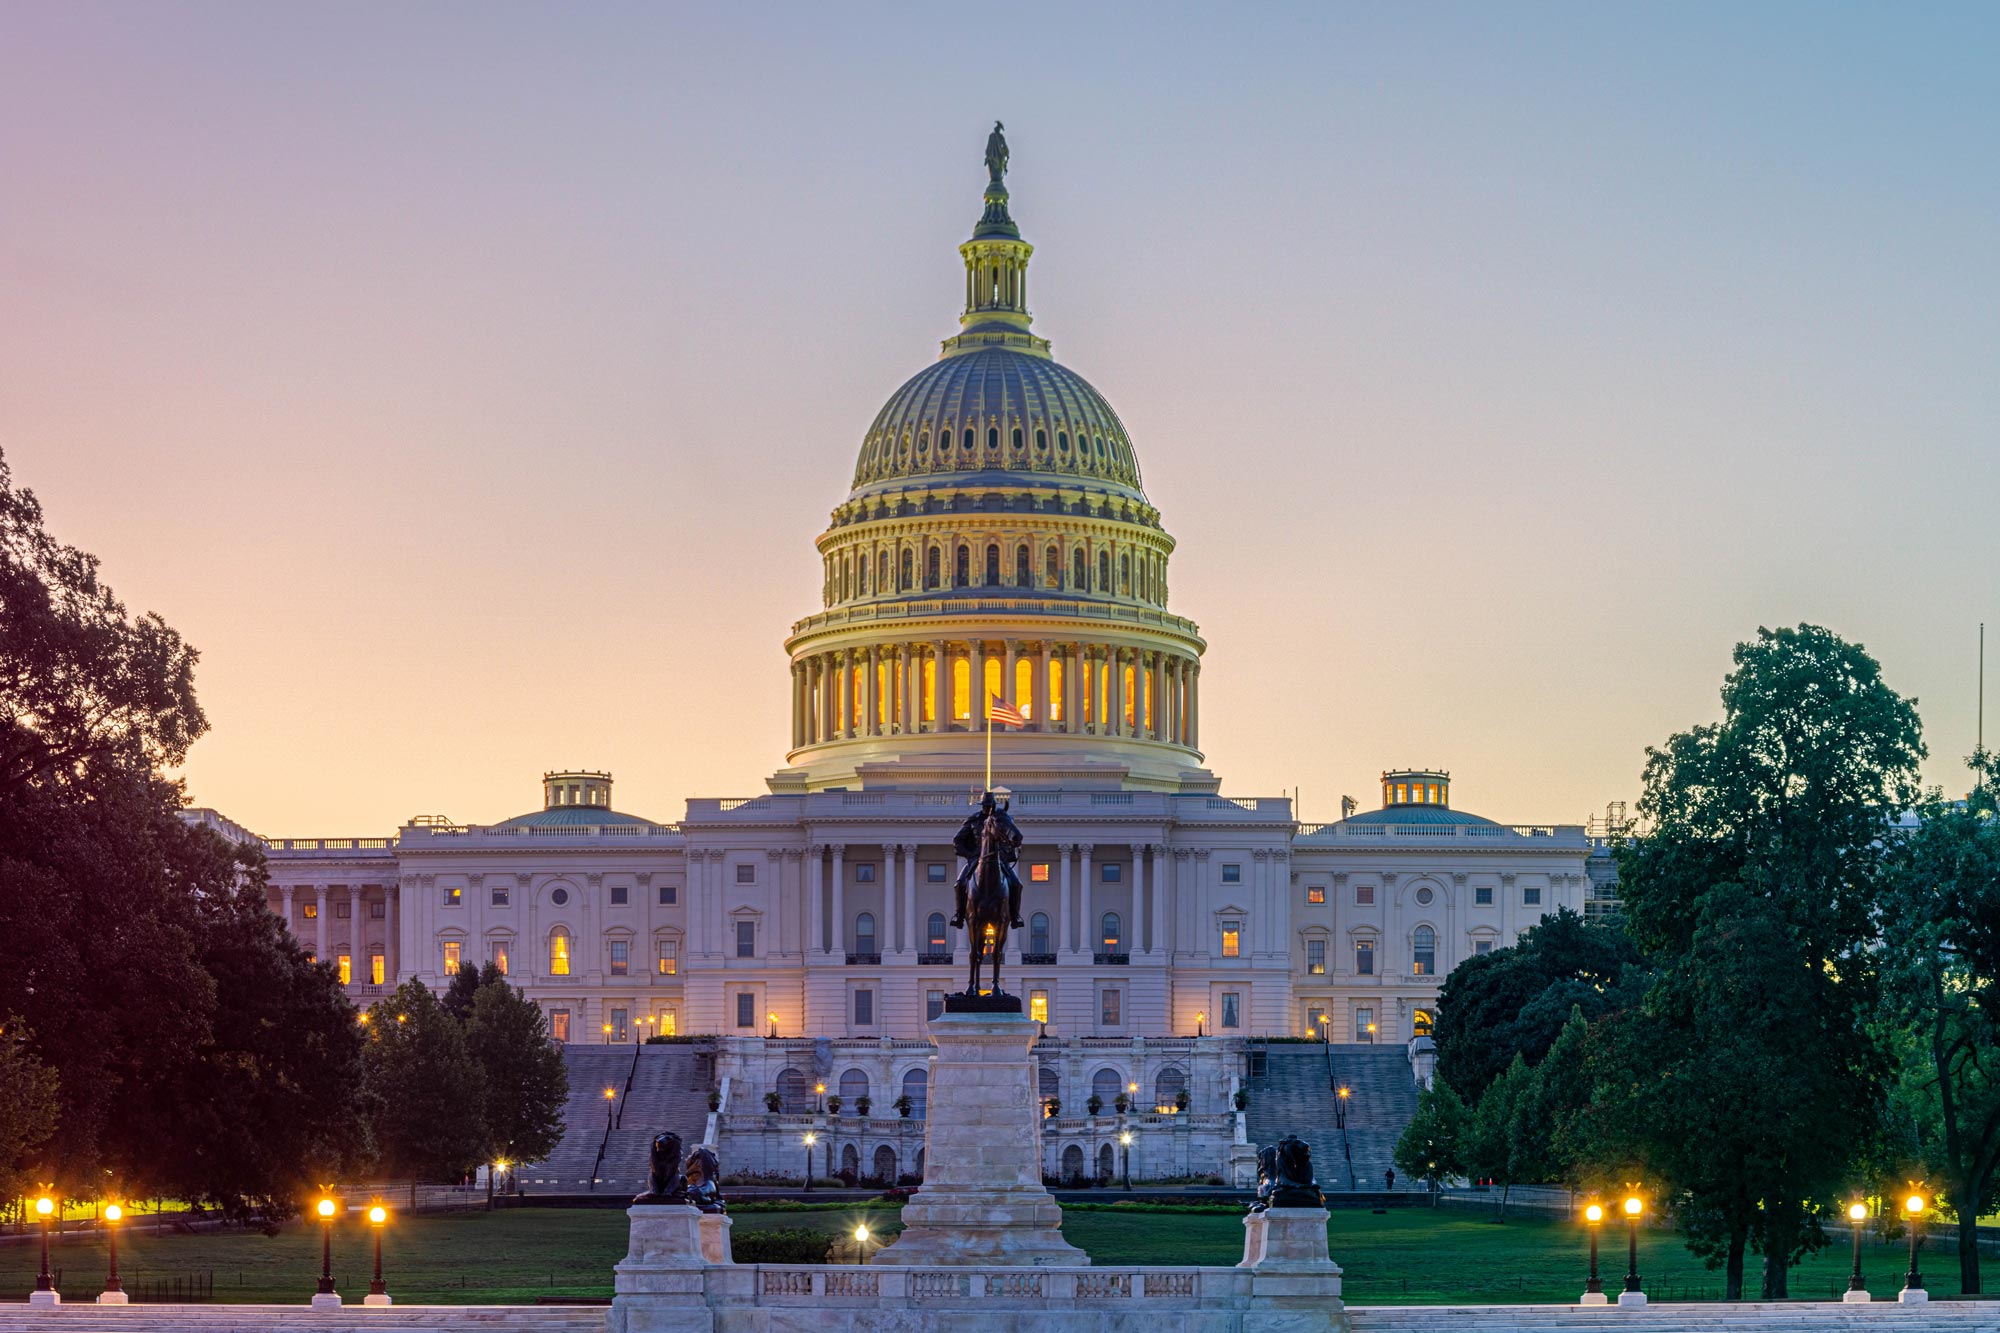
[952,789,1024,930]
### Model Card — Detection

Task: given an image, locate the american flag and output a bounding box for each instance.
[987,694,1029,727]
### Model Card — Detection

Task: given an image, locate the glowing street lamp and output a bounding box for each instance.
[1581,1202,1606,1304]
[1118,1130,1134,1191]
[853,1222,873,1265]
[815,1082,827,1113]
[97,1204,128,1304]
[1902,1192,1927,1301]
[768,1011,779,1039]
[603,1022,614,1045]
[312,1195,340,1307]
[1195,1010,1206,1038]
[802,1132,818,1193]
[1621,1195,1645,1302]
[1844,1201,1871,1302]
[364,1205,391,1305]
[30,1194,57,1306]
[488,1160,507,1211]
[1334,1085,1356,1190]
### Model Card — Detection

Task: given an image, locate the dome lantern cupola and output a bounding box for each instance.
[945,121,1047,359]
[1382,769,1451,809]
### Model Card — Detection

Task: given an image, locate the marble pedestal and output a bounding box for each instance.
[95,1290,130,1305]
[872,1008,1089,1268]
[1842,1289,1874,1303]
[27,1291,59,1307]
[308,1293,340,1310]
[609,1205,715,1333]
[1238,1207,1344,1307]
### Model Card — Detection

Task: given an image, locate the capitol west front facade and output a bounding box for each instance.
[238,143,1591,1117]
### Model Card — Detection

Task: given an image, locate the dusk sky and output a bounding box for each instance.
[3,4,1995,834]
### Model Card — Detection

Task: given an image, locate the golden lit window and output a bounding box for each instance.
[921,656,936,722]
[443,941,461,974]
[660,1011,677,1036]
[984,656,1002,712]
[1048,657,1064,722]
[337,954,352,985]
[1030,990,1049,1024]
[550,928,571,977]
[658,940,678,975]
[302,903,318,920]
[1395,783,1408,804]
[952,657,970,721]
[1015,657,1034,719]
[1307,887,1326,904]
[1122,664,1136,726]
[491,944,509,975]
[1030,863,1050,882]
[1221,926,1240,958]
[370,953,385,985]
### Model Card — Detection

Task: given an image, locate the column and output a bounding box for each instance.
[1078,845,1094,960]
[882,843,899,954]
[686,851,707,957]
[902,845,918,958]
[789,663,802,748]
[970,640,987,720]
[1057,844,1073,955]
[930,641,948,732]
[1188,663,1200,750]
[347,886,361,983]
[901,646,917,733]
[1003,639,1020,715]
[865,645,881,737]
[1151,846,1168,956]
[1064,646,1080,734]
[837,650,853,739]
[313,886,328,961]
[279,885,295,936]
[1108,648,1125,738]
[1252,851,1270,958]
[830,845,846,959]
[384,884,400,984]
[1150,652,1167,740]
[1036,641,1051,730]
[1130,844,1147,957]
[807,845,825,956]
[1168,658,1182,744]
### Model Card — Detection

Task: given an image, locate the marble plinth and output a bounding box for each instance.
[362,1292,393,1306]
[95,1290,130,1305]
[1238,1207,1343,1307]
[1618,1290,1647,1307]
[609,1205,715,1333]
[871,1009,1089,1268]
[699,1212,735,1265]
[27,1291,59,1307]
[1842,1289,1873,1303]
[308,1292,340,1309]
[1580,1290,1609,1305]
[1899,1288,1929,1304]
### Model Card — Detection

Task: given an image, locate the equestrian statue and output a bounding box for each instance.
[953,789,1023,997]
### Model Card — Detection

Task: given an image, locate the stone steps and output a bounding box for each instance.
[525,1045,711,1192]
[0,1308,605,1331]
[1245,1045,1419,1193]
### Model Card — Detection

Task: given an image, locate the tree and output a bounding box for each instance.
[1616,624,1922,1299]
[463,970,567,1170]
[1464,1054,1534,1216]
[361,981,487,1206]
[1879,758,2000,1292]
[441,962,484,1022]
[1508,1004,1596,1192]
[0,1017,59,1202]
[1432,907,1640,1101]
[1394,1079,1468,1198]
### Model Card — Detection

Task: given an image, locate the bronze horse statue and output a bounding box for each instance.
[965,805,1013,996]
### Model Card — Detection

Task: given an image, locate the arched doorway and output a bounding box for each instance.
[839,1068,870,1104]
[777,1068,807,1113]
[1060,1144,1084,1184]
[1096,1142,1115,1183]
[914,1147,925,1181]
[839,1143,859,1181]
[1154,1065,1187,1113]
[872,1145,897,1184]
[1091,1067,1121,1108]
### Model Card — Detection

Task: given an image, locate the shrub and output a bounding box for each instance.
[707,1091,722,1112]
[855,1095,871,1117]
[1043,1096,1060,1118]
[826,1095,843,1115]
[1174,1089,1190,1112]
[1086,1094,1102,1116]
[1232,1089,1249,1112]
[893,1095,913,1117]
[730,1228,838,1265]
[763,1091,782,1112]
[1113,1093,1130,1114]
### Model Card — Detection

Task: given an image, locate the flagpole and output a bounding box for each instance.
[985,694,993,792]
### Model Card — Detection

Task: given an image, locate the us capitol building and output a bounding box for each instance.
[214,133,1594,1178]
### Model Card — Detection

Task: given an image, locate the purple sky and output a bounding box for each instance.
[3,4,1995,833]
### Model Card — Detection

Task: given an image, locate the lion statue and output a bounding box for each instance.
[683,1144,726,1214]
[1268,1134,1324,1209]
[1250,1144,1280,1212]
[632,1131,689,1205]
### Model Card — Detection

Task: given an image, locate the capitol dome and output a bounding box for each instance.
[775,127,1212,794]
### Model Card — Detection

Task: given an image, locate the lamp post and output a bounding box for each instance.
[803,1132,818,1193]
[1843,1201,1871,1303]
[1902,1193,1927,1303]
[488,1160,506,1212]
[768,1011,779,1039]
[1118,1130,1134,1191]
[30,1194,57,1306]
[1580,1202,1606,1305]
[312,1196,340,1308]
[1335,1086,1356,1190]
[1196,1011,1205,1038]
[853,1223,872,1265]
[363,1205,392,1305]
[1620,1195,1645,1306]
[97,1204,127,1304]
[603,1022,613,1045]
[815,1082,827,1113]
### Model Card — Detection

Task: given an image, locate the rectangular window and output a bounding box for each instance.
[611,1008,628,1042]
[659,1011,677,1036]
[736,921,755,958]
[1306,886,1326,904]
[370,952,384,985]
[550,933,571,976]
[1356,940,1375,975]
[927,864,947,883]
[369,900,385,919]
[492,885,509,907]
[1474,939,1494,956]
[491,943,509,975]
[1356,885,1374,906]
[1307,939,1326,975]
[735,863,756,885]
[1030,863,1050,882]
[1101,863,1121,883]
[610,940,629,975]
[1307,1004,1326,1035]
[1356,1007,1376,1042]
[550,1008,570,1042]
[336,901,351,920]
[927,991,945,1021]
[1030,989,1049,1024]
[854,989,874,1026]
[735,993,754,1028]
[443,941,462,974]
[855,863,876,883]
[1101,988,1121,1026]
[1221,863,1242,884]
[303,902,318,919]
[657,941,678,975]
[1221,992,1241,1029]
[1524,885,1542,906]
[1221,925,1241,958]
[611,884,628,906]
[444,885,461,907]
[659,884,678,905]
[337,954,351,985]
[1475,885,1493,905]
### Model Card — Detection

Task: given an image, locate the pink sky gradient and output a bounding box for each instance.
[3,5,1995,834]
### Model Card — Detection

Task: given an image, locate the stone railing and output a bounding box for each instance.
[1293,821,1587,845]
[732,1263,1251,1307]
[787,596,1204,642]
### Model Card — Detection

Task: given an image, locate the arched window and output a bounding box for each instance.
[1039,1063,1061,1102]
[876,551,888,590]
[1015,545,1030,587]
[987,427,999,451]
[857,557,868,595]
[548,927,571,976]
[1091,1067,1122,1105]
[1072,549,1086,589]
[955,545,970,587]
[1119,553,1131,593]
[1058,431,1070,454]
[918,431,929,456]
[1413,925,1436,976]
[1101,912,1122,952]
[1035,429,1047,451]
[1098,551,1111,590]
[952,656,970,720]
[902,1067,928,1119]
[963,428,975,451]
[777,1067,807,1113]
[872,1145,897,1185]
[985,544,1000,585]
[840,1143,859,1178]
[854,912,877,956]
[926,546,941,588]
[1030,911,1050,954]
[927,912,947,953]
[1061,1143,1084,1183]
[839,1068,869,1103]
[1097,1142,1115,1183]
[1015,657,1033,718]
[1154,1066,1188,1112]
[1413,1010,1435,1038]
[900,548,913,589]
[1045,546,1059,586]
[1011,428,1023,451]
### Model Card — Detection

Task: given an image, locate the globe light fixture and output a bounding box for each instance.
[1118,1129,1135,1190]
[1196,1010,1206,1037]
[1902,1193,1926,1300]
[1581,1202,1605,1303]
[97,1203,127,1304]
[802,1131,818,1193]
[854,1222,872,1265]
[364,1205,391,1305]
[1844,1201,1871,1301]
[31,1195,57,1304]
[1620,1194,1645,1302]
[312,1195,340,1306]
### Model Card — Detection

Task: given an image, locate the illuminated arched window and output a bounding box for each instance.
[1413,1010,1435,1038]
[1015,657,1034,720]
[1101,912,1122,952]
[548,927,571,977]
[985,545,1000,585]
[1015,545,1030,587]
[922,653,936,722]
[1048,657,1064,722]
[983,656,1002,714]
[1412,925,1436,976]
[952,656,971,721]
[927,913,947,952]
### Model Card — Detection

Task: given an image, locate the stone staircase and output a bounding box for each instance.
[520,1044,712,1194]
[1244,1043,1420,1194]
[1347,1304,2000,1332]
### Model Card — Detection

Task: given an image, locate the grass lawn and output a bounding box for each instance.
[1,1205,1969,1306]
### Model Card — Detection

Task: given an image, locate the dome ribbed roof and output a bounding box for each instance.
[849,347,1145,496]
[493,806,657,828]
[1340,806,1498,827]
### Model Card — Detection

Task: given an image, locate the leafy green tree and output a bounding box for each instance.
[1464,1054,1534,1216]
[1879,758,2000,1292]
[1394,1079,1468,1198]
[463,968,568,1170]
[1432,907,1639,1101]
[441,960,484,1022]
[1508,1004,1596,1191]
[1617,624,1922,1299]
[362,981,487,1206]
[0,1017,59,1201]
